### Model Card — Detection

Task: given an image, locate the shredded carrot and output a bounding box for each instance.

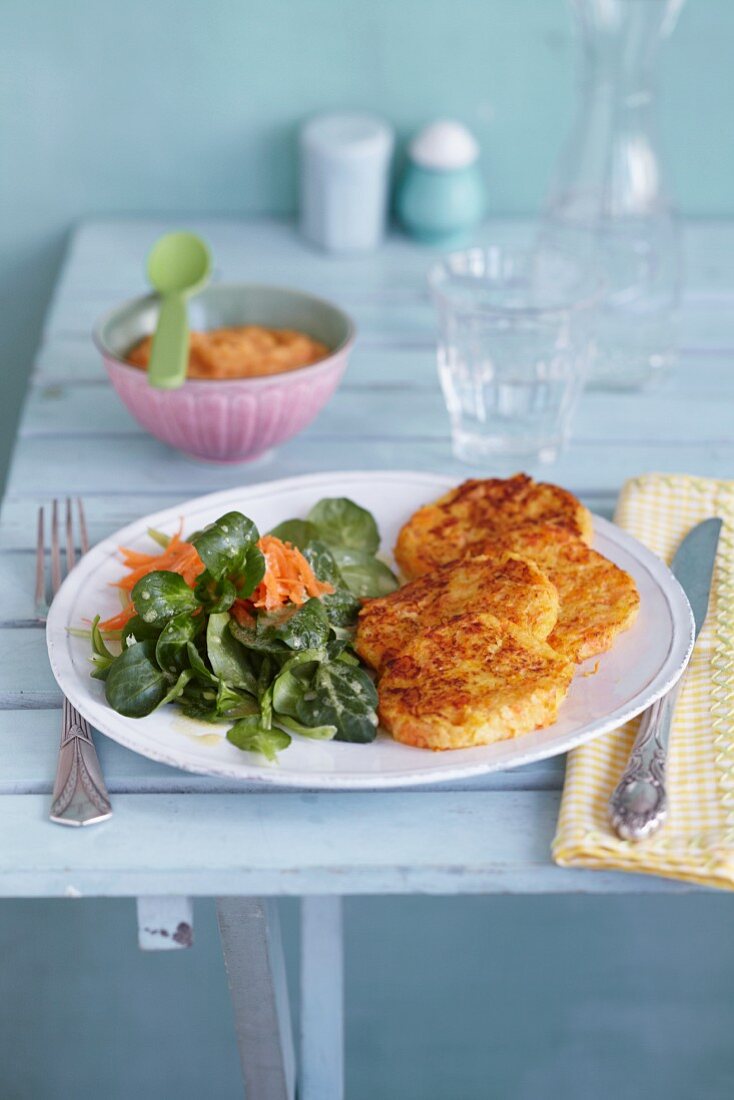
[115,528,205,592]
[99,527,331,630]
[231,598,256,627]
[251,536,333,611]
[98,521,205,631]
[98,604,137,632]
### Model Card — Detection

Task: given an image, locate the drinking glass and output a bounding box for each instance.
[428,246,599,466]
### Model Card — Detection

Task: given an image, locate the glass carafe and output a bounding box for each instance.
[542,0,684,390]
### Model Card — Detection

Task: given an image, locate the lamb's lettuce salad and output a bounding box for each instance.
[89,497,397,761]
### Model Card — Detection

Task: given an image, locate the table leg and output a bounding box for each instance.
[216,897,296,1100]
[299,896,344,1100]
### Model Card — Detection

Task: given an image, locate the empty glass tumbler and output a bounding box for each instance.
[429,247,599,466]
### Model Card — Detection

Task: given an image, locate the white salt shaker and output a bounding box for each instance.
[299,112,394,253]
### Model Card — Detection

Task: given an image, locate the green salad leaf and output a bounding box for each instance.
[301,540,362,626]
[186,640,217,684]
[307,662,379,743]
[88,616,117,681]
[181,686,258,723]
[301,540,341,585]
[274,714,337,740]
[195,576,237,614]
[146,527,171,549]
[307,497,379,553]
[206,612,258,694]
[306,498,397,597]
[268,518,319,549]
[104,640,169,717]
[159,668,195,707]
[273,652,378,744]
[261,598,332,652]
[338,555,399,598]
[272,649,323,717]
[190,511,259,579]
[132,571,199,626]
[155,613,200,676]
[229,597,332,654]
[237,545,267,598]
[227,717,291,762]
[122,614,162,646]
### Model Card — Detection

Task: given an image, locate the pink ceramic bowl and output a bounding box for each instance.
[94,283,355,463]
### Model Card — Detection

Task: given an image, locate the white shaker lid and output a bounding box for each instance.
[409,120,479,170]
[300,112,394,162]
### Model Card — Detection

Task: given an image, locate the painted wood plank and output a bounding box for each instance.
[45,217,734,310]
[0,494,197,551]
[19,373,734,447]
[0,791,706,897]
[0,708,567,796]
[0,552,47,625]
[6,433,734,501]
[217,897,296,1100]
[45,217,528,308]
[0,628,60,707]
[299,897,344,1100]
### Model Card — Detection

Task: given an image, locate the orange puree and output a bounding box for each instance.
[127,325,330,380]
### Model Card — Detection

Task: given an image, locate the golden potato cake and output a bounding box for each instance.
[355,554,559,673]
[378,612,575,750]
[394,474,593,580]
[475,523,640,663]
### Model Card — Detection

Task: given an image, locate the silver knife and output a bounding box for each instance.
[608,517,723,841]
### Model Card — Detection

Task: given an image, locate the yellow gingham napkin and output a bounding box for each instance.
[553,473,734,889]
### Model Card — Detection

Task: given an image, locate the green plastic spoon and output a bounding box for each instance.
[146,232,212,389]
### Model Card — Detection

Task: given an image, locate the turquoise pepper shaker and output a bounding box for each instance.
[397,121,486,246]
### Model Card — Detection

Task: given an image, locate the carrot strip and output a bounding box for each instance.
[114,536,205,591]
[98,604,136,631]
[251,536,333,611]
[231,598,256,627]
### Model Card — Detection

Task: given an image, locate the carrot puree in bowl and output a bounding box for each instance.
[127,324,330,380]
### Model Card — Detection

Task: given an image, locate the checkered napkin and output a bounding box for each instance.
[553,473,734,889]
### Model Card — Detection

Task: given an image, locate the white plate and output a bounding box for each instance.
[46,471,694,789]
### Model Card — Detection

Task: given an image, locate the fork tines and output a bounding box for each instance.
[36,498,89,619]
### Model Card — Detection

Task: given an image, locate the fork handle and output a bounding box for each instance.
[50,697,112,826]
[608,683,680,842]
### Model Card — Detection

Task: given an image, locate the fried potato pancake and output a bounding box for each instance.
[474,523,640,662]
[378,612,575,750]
[355,554,559,673]
[394,474,593,580]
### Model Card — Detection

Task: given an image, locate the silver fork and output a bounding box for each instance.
[36,499,112,826]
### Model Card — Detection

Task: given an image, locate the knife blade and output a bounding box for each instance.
[670,516,722,636]
[608,517,723,841]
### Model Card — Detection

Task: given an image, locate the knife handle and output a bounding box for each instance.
[608,683,681,841]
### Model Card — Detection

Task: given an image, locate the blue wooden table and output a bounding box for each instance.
[2,217,729,1098]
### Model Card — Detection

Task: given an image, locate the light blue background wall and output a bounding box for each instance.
[2,2,734,1097]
